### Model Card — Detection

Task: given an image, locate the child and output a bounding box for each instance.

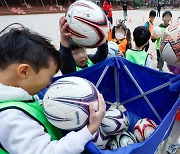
[155,11,172,71]
[0,26,106,153]
[144,10,156,52]
[60,16,108,74]
[125,26,152,68]
[103,0,113,25]
[104,10,113,42]
[111,22,131,56]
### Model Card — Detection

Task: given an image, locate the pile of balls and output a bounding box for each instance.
[92,107,157,150]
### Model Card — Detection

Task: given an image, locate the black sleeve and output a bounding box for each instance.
[59,44,76,74]
[88,42,108,64]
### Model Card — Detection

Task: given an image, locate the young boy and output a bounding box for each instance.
[125,26,151,68]
[59,16,108,75]
[155,11,172,71]
[0,27,106,153]
[144,10,156,52]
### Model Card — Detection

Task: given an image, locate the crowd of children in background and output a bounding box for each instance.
[60,10,174,73]
[59,9,174,73]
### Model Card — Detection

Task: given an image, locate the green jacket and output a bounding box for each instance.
[125,49,148,66]
[0,99,63,153]
[76,58,94,71]
[155,23,169,50]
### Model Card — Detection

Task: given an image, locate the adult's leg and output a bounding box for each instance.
[123,11,126,20]
[125,11,127,20]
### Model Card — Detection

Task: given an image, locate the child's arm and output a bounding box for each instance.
[0,94,105,154]
[59,17,76,74]
[145,54,152,68]
[0,109,93,154]
[118,39,127,53]
[60,43,76,74]
[88,42,108,64]
[144,21,149,29]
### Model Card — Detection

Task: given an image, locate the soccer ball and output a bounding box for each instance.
[66,0,109,48]
[101,108,129,135]
[152,27,163,39]
[160,20,180,66]
[43,76,99,131]
[108,131,137,150]
[134,118,157,142]
[93,127,110,150]
[107,41,119,58]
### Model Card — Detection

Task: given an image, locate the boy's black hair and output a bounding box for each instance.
[105,0,110,4]
[162,11,172,18]
[70,39,84,51]
[0,24,62,73]
[149,10,156,17]
[133,26,150,47]
[71,44,84,51]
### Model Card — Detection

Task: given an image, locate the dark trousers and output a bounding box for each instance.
[157,10,160,17]
[156,49,164,70]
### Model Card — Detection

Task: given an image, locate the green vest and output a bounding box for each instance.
[125,49,148,66]
[0,99,63,153]
[76,58,94,71]
[155,26,166,50]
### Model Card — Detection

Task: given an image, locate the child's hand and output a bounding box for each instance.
[59,16,71,47]
[87,93,106,135]
[117,51,124,57]
[151,37,156,42]
[148,52,153,59]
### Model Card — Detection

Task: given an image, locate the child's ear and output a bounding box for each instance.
[17,64,30,78]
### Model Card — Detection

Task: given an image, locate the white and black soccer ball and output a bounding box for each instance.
[93,127,110,150]
[152,27,163,39]
[66,0,109,48]
[107,41,119,58]
[134,118,157,142]
[108,131,137,150]
[160,20,180,66]
[43,76,99,131]
[101,108,129,135]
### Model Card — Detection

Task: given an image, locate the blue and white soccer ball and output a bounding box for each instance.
[108,131,137,150]
[43,76,99,131]
[107,41,119,57]
[101,108,129,135]
[93,127,110,150]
